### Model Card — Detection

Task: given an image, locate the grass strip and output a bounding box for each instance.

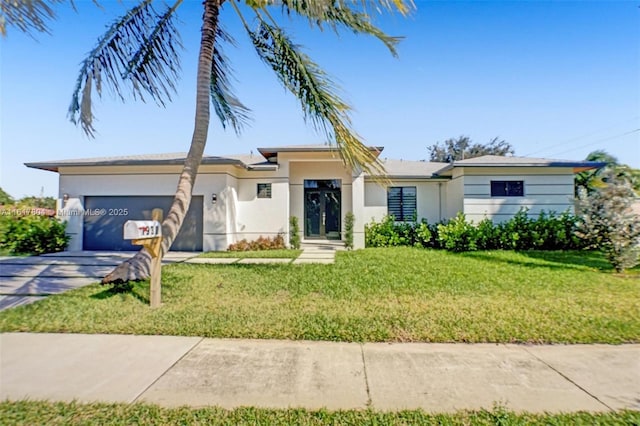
[1,401,638,426]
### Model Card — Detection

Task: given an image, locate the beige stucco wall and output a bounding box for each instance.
[444,169,464,220]
[363,180,445,225]
[459,167,576,223]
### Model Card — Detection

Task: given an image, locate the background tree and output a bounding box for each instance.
[576,177,640,273]
[18,196,57,210]
[428,136,514,163]
[576,150,640,196]
[3,0,412,284]
[0,188,15,206]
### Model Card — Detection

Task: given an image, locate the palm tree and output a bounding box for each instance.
[2,0,412,283]
[576,150,640,196]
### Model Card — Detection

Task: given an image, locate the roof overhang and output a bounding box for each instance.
[365,175,451,181]
[25,156,252,173]
[257,145,384,163]
[436,161,607,175]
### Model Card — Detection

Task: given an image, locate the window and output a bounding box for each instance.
[490,180,524,197]
[257,183,272,198]
[304,179,341,189]
[387,187,417,221]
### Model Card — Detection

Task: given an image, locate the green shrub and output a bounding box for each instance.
[413,221,432,248]
[475,218,499,250]
[437,212,478,252]
[0,215,69,255]
[365,210,585,253]
[228,234,286,252]
[533,211,583,250]
[365,215,402,247]
[289,216,301,249]
[344,212,355,250]
[497,209,534,250]
[365,215,432,248]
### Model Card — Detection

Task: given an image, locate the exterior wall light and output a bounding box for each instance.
[212,193,217,204]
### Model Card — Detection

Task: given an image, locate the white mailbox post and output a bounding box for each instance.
[123,221,162,240]
[123,208,163,308]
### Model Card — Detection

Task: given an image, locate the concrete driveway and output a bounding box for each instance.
[0,251,197,311]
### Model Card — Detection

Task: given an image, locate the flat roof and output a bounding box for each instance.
[257,144,384,162]
[25,152,274,173]
[25,149,603,176]
[436,155,605,174]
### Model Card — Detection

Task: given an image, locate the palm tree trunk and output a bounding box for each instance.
[102,0,221,284]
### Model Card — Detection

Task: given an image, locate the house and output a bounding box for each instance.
[25,145,602,251]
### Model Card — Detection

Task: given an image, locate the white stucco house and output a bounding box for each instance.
[25,145,602,252]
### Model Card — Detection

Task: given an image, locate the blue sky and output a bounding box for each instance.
[1,0,638,198]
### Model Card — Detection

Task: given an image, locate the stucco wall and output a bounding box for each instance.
[460,167,575,223]
[234,177,289,242]
[444,170,464,219]
[363,180,445,225]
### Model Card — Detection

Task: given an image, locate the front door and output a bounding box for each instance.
[304,180,341,240]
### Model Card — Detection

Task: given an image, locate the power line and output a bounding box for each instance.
[522,116,640,157]
[544,128,640,158]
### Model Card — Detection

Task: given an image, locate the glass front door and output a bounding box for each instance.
[304,180,341,240]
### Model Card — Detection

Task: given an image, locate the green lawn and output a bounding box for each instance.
[198,249,302,258]
[0,248,638,343]
[1,401,638,426]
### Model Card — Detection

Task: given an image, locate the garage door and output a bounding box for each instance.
[83,196,203,251]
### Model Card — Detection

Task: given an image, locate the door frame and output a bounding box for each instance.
[303,179,342,240]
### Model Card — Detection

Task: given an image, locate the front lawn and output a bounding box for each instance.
[1,401,638,425]
[0,249,638,343]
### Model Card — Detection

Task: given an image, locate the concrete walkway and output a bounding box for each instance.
[0,251,197,311]
[185,242,341,266]
[293,241,341,264]
[1,333,638,412]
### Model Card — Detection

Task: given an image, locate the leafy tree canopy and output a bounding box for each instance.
[0,187,15,205]
[18,196,57,210]
[428,136,514,163]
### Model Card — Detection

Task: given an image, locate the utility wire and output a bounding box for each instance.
[544,128,640,158]
[523,116,640,157]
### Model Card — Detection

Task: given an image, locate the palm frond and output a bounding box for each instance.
[248,18,384,175]
[0,0,64,37]
[211,26,251,134]
[275,0,407,56]
[68,0,183,137]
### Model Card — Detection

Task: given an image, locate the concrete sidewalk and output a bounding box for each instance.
[1,333,638,412]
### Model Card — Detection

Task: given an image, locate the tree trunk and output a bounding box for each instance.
[102,0,220,285]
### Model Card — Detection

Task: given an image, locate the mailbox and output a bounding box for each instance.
[123,220,162,240]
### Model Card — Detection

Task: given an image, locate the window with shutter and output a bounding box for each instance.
[387,186,417,221]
